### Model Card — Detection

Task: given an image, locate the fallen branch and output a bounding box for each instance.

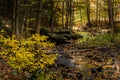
[46,49,92,54]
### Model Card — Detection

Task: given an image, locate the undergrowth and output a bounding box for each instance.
[0,33,58,72]
[89,33,114,46]
[78,32,120,46]
[31,69,62,80]
[78,32,90,43]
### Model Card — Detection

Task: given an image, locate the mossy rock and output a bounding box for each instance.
[53,29,73,34]
[62,34,71,39]
[70,33,83,39]
[58,29,72,34]
[40,27,51,35]
[48,33,69,45]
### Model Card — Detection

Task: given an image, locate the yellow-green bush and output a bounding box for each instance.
[89,33,113,45]
[32,70,62,80]
[114,33,120,43]
[0,34,57,72]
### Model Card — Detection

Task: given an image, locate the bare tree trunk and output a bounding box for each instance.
[69,0,72,29]
[62,1,65,28]
[21,9,27,37]
[36,0,42,34]
[16,0,20,38]
[25,6,30,35]
[107,0,114,33]
[12,0,16,35]
[49,0,53,29]
[96,0,99,25]
[72,1,75,26]
[12,0,20,38]
[85,0,91,27]
[71,0,74,29]
[65,1,69,28]
[52,0,59,29]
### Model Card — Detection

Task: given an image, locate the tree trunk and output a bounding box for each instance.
[51,0,59,29]
[65,1,69,28]
[85,0,91,27]
[12,0,16,35]
[62,1,65,28]
[12,0,20,38]
[69,0,72,28]
[96,0,99,25]
[16,0,20,38]
[36,0,42,34]
[107,0,114,33]
[21,9,27,37]
[49,0,53,28]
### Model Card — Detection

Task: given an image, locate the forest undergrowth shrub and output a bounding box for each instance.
[78,32,90,43]
[88,33,120,46]
[78,32,120,46]
[89,33,114,46]
[78,32,95,45]
[31,69,62,80]
[0,33,57,72]
[114,32,120,43]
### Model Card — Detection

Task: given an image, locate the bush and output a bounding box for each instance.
[48,33,69,45]
[31,70,62,80]
[114,32,120,43]
[89,33,113,45]
[78,32,117,47]
[78,32,91,43]
[0,34,57,72]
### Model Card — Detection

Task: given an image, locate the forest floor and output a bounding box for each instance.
[48,27,120,80]
[0,42,120,80]
[0,27,120,80]
[52,42,120,80]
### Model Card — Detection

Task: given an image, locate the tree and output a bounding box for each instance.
[36,0,43,34]
[12,0,20,38]
[65,0,69,28]
[85,0,91,27]
[62,1,65,28]
[107,0,114,33]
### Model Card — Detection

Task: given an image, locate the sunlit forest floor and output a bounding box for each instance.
[40,26,120,80]
[51,43,120,80]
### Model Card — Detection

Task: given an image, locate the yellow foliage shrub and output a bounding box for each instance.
[0,34,57,72]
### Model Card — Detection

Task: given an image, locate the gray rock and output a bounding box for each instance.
[56,55,74,67]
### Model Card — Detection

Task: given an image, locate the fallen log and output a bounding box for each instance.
[46,49,92,54]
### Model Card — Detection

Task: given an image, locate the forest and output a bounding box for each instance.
[0,0,120,80]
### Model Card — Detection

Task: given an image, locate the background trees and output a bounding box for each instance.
[0,0,120,37]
